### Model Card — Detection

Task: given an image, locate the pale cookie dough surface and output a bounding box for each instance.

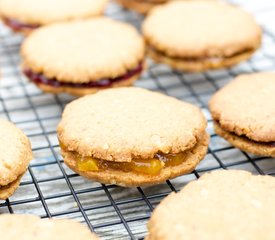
[142,0,261,58]
[0,119,32,186]
[58,87,207,162]
[0,0,108,25]
[146,170,275,240]
[21,17,145,83]
[209,73,275,142]
[0,214,98,240]
[62,132,209,186]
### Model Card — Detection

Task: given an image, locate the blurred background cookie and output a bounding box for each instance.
[0,214,98,239]
[115,0,168,14]
[146,170,275,240]
[0,119,32,200]
[142,0,262,72]
[0,0,108,34]
[21,17,145,96]
[57,87,209,187]
[209,73,275,157]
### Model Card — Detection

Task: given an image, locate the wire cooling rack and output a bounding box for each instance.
[0,1,275,239]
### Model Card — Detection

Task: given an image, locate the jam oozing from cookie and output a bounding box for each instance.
[3,18,40,32]
[23,63,143,89]
[76,151,188,175]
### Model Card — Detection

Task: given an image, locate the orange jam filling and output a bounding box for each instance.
[75,152,187,175]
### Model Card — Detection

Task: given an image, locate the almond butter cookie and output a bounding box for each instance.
[57,87,209,187]
[142,0,261,72]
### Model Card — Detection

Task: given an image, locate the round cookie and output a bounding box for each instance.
[21,17,145,96]
[0,119,32,200]
[146,170,275,240]
[0,214,98,239]
[0,0,107,34]
[142,0,262,72]
[115,0,168,15]
[57,87,209,187]
[209,73,275,157]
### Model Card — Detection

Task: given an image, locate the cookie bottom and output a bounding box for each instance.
[61,132,209,187]
[0,174,23,200]
[214,122,275,157]
[33,75,139,96]
[115,0,167,14]
[147,47,256,72]
[24,62,144,96]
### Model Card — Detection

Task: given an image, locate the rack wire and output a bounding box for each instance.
[0,1,275,239]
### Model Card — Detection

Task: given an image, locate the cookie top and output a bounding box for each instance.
[58,87,207,162]
[209,73,275,142]
[0,214,98,240]
[21,17,145,83]
[147,170,275,240]
[142,0,261,58]
[0,0,107,25]
[0,119,32,186]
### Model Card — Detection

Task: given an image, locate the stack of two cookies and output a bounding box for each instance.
[0,0,147,96]
[57,88,209,186]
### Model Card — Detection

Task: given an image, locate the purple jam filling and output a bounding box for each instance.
[23,63,143,88]
[3,18,40,31]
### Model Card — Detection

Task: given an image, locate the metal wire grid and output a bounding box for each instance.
[0,2,275,240]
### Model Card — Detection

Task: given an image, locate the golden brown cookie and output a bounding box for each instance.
[0,214,98,239]
[21,17,145,96]
[142,0,262,72]
[146,170,275,240]
[57,87,209,187]
[0,119,32,200]
[209,73,275,157]
[0,0,107,34]
[115,0,168,14]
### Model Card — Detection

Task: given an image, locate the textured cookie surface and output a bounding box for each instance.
[0,214,98,240]
[21,17,145,83]
[0,119,32,186]
[209,73,275,142]
[58,87,207,162]
[142,0,261,58]
[146,170,275,240]
[0,0,107,25]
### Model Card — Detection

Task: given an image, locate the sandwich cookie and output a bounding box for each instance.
[0,119,32,200]
[115,0,168,15]
[209,73,275,157]
[142,0,262,72]
[57,87,209,187]
[0,0,107,34]
[146,170,275,240]
[0,214,98,239]
[21,17,145,96]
